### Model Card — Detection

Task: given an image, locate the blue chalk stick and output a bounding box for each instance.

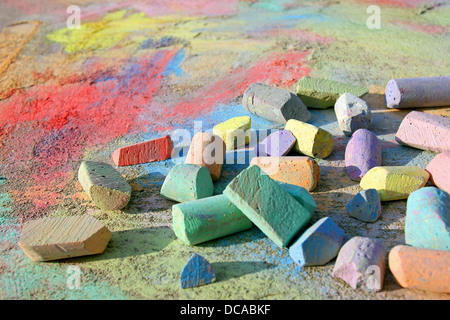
[289,217,347,267]
[346,189,381,222]
[180,253,216,289]
[405,187,450,251]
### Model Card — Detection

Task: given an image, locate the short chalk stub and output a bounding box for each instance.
[360,166,429,201]
[212,116,251,150]
[160,164,213,203]
[19,215,112,262]
[243,82,311,124]
[346,189,381,223]
[261,130,296,157]
[78,161,131,211]
[224,165,312,248]
[185,132,226,181]
[426,151,450,194]
[335,93,372,136]
[112,135,173,166]
[250,156,320,191]
[180,254,216,289]
[332,237,386,292]
[284,119,333,159]
[389,245,450,293]
[296,76,369,109]
[289,217,347,267]
[395,111,450,153]
[345,129,382,181]
[172,195,253,246]
[405,187,450,251]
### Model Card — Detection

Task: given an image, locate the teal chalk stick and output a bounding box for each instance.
[161,163,213,203]
[172,194,253,245]
[278,182,316,215]
[406,187,450,251]
[224,165,312,247]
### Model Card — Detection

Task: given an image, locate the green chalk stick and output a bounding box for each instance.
[224,165,312,247]
[296,76,368,109]
[78,161,131,210]
[161,163,213,203]
[172,195,253,245]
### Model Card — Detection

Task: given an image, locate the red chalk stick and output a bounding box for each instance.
[385,76,450,109]
[112,135,173,166]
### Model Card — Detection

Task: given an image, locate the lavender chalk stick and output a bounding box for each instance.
[385,76,450,109]
[261,130,296,157]
[345,129,382,181]
[332,237,386,292]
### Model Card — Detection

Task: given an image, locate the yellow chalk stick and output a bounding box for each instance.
[284,119,333,158]
[360,166,429,201]
[213,116,251,150]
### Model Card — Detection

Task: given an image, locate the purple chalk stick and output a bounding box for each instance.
[385,76,450,109]
[262,130,296,157]
[345,129,382,181]
[332,237,386,292]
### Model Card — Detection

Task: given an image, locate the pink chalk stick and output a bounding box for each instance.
[426,151,450,194]
[395,111,450,153]
[112,135,173,166]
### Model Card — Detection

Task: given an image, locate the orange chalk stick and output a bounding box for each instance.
[389,245,450,293]
[112,135,173,166]
[185,132,226,181]
[250,156,320,191]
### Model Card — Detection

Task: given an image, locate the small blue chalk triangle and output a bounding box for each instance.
[180,253,216,289]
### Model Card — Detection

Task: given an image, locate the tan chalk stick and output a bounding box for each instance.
[19,215,111,262]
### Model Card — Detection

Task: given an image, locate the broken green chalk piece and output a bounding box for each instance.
[172,194,253,245]
[224,165,312,248]
[78,161,131,211]
[296,76,369,109]
[161,163,213,203]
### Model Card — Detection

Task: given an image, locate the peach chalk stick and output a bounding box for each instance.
[185,132,226,181]
[395,111,450,153]
[112,135,173,166]
[389,245,450,293]
[250,156,320,191]
[426,151,450,193]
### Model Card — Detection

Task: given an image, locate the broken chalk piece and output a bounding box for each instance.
[389,245,450,293]
[360,166,429,201]
[19,214,111,262]
[250,156,320,191]
[112,135,173,166]
[345,129,382,181]
[185,132,226,181]
[405,187,450,251]
[278,182,317,215]
[332,236,386,292]
[395,111,450,153]
[289,217,347,267]
[284,119,333,158]
[180,253,216,289]
[385,76,450,109]
[260,129,296,157]
[346,189,382,223]
[426,151,450,194]
[296,76,369,109]
[172,194,253,245]
[224,165,312,248]
[334,92,372,136]
[78,161,131,210]
[161,163,213,203]
[212,116,251,150]
[242,82,311,124]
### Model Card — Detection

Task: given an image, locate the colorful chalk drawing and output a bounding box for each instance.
[0,0,449,299]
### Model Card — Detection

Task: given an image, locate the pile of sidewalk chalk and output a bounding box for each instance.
[19,76,450,293]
